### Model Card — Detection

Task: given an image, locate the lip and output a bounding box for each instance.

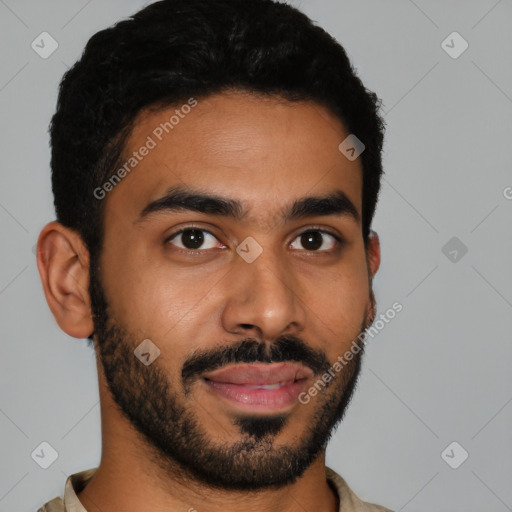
[202,362,313,385]
[202,362,313,412]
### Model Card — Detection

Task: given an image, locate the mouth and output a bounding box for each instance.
[201,362,313,413]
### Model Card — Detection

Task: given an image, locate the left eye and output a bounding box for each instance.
[290,230,339,252]
[166,228,221,251]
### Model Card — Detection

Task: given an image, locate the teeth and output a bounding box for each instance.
[244,381,289,390]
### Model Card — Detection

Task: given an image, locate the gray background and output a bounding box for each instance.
[1,0,511,511]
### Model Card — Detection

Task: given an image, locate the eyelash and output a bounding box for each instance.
[164,224,343,255]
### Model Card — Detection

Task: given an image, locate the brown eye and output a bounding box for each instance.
[290,230,339,252]
[167,228,219,251]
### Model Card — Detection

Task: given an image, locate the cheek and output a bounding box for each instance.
[302,250,370,342]
[100,243,223,342]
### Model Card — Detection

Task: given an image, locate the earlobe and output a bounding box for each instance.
[36,221,94,338]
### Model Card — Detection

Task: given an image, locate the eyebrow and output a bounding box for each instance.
[136,185,360,224]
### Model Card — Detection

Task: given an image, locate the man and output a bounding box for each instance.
[36,0,391,510]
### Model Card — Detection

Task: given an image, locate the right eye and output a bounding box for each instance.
[165,227,224,253]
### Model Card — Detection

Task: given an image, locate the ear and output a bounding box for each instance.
[365,230,381,323]
[366,229,381,280]
[36,221,94,338]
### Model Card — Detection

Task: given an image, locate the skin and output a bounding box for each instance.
[37,90,380,512]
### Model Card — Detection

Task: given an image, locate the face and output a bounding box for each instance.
[89,91,379,490]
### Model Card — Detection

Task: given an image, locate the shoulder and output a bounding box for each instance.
[36,467,97,512]
[37,496,64,512]
[325,466,394,512]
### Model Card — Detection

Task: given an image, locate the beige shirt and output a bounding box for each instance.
[37,466,392,512]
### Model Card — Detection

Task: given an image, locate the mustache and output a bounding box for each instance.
[181,336,331,386]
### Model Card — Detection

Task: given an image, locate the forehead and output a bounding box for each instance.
[102,91,363,225]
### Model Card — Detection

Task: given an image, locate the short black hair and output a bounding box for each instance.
[50,0,385,271]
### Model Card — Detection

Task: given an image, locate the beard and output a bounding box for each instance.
[89,262,372,491]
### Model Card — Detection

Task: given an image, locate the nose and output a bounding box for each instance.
[220,246,307,342]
